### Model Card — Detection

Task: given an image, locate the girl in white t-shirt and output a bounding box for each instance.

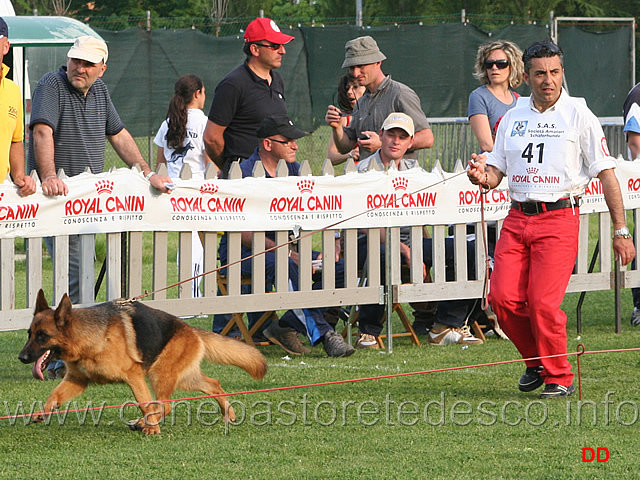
[154,74,213,179]
[154,75,216,299]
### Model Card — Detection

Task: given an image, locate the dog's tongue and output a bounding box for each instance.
[32,350,49,381]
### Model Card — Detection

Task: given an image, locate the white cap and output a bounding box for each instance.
[381,112,414,136]
[67,36,108,64]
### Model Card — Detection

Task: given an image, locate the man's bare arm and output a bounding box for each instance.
[32,123,68,196]
[599,168,636,266]
[108,129,171,193]
[203,120,227,170]
[9,141,36,196]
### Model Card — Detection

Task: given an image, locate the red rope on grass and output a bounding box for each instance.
[3,345,639,421]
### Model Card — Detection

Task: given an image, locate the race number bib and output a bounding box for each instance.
[504,114,579,194]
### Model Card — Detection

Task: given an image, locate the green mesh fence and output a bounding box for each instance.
[78,14,547,35]
[24,16,633,171]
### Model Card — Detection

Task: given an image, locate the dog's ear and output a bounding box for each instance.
[54,294,73,329]
[34,289,50,314]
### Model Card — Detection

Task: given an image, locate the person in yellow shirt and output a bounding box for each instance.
[0,17,35,196]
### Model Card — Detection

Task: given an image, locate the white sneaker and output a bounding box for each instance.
[631,307,640,326]
[428,323,483,345]
[356,333,379,349]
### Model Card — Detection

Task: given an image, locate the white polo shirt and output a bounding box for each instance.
[486,90,616,203]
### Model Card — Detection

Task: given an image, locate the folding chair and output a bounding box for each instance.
[340,261,421,348]
[216,274,276,347]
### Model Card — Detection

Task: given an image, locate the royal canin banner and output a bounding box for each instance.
[0,160,638,239]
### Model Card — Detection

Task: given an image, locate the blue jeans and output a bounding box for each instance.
[44,235,80,304]
[43,235,82,372]
[356,234,478,337]
[213,242,344,345]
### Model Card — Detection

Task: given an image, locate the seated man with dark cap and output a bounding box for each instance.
[213,115,355,358]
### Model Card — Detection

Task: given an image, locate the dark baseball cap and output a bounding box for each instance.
[257,115,307,139]
[0,17,8,39]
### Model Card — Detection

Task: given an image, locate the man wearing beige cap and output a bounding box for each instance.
[325,36,433,160]
[28,36,170,195]
[354,113,483,349]
[27,36,171,379]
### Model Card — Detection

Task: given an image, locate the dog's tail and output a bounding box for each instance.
[196,329,267,380]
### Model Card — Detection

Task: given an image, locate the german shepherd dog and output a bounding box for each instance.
[18,290,267,435]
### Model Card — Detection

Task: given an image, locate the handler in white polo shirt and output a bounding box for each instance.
[468,41,635,398]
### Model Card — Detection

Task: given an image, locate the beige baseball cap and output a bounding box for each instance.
[381,112,415,136]
[67,36,109,64]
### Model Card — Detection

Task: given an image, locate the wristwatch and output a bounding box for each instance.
[614,226,632,239]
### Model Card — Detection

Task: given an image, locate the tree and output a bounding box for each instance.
[271,0,321,23]
[51,0,72,15]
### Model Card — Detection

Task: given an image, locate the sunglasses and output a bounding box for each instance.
[254,42,283,50]
[525,42,562,58]
[484,59,510,70]
[268,137,296,148]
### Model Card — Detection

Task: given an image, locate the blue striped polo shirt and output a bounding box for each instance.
[27,65,125,178]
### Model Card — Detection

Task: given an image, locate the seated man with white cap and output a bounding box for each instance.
[354,112,483,348]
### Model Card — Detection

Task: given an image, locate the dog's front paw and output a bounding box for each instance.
[142,424,161,435]
[30,411,45,424]
[224,404,236,423]
[127,418,161,435]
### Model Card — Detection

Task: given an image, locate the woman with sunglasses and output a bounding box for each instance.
[468,40,524,152]
[326,73,366,165]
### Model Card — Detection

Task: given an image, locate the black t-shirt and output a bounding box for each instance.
[208,61,288,160]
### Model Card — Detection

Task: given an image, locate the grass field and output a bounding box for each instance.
[1,288,639,479]
[4,137,637,478]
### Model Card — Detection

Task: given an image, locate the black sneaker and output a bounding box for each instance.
[411,321,431,335]
[519,366,544,392]
[539,383,576,399]
[322,331,355,358]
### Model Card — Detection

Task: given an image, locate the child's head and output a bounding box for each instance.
[174,74,204,106]
[166,74,205,149]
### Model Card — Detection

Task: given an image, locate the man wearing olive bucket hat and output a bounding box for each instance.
[325,35,433,160]
[325,35,437,335]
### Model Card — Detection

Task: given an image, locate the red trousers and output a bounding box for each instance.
[488,206,580,387]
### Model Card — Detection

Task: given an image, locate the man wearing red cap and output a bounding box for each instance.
[203,17,294,177]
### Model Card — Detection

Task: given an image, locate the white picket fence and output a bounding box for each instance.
[1,158,638,340]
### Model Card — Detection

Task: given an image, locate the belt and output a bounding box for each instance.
[511,198,580,216]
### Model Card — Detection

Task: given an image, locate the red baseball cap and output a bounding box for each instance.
[244,18,294,45]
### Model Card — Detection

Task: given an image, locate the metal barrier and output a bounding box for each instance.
[421,117,628,171]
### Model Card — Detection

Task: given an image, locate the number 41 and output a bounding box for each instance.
[522,142,544,163]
